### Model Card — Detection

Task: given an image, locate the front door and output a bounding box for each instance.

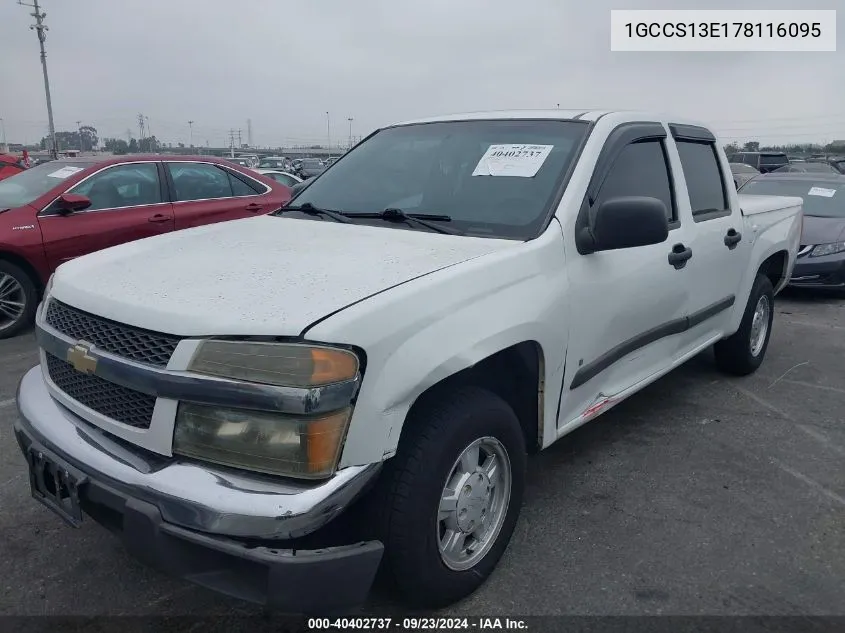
[38,162,174,269]
[557,127,694,431]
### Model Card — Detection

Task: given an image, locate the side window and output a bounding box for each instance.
[70,163,162,211]
[227,170,262,196]
[167,163,232,202]
[595,140,675,222]
[675,140,728,219]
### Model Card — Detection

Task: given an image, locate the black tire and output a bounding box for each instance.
[714,274,774,376]
[0,261,38,340]
[374,386,526,609]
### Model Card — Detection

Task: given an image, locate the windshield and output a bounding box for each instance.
[0,160,95,208]
[301,159,322,167]
[774,163,837,173]
[760,154,787,166]
[730,163,758,174]
[289,119,588,239]
[739,178,845,217]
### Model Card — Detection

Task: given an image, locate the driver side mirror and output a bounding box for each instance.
[578,196,669,253]
[57,193,92,214]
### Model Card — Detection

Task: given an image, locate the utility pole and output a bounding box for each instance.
[145,116,154,151]
[347,117,353,149]
[228,129,236,157]
[188,120,194,147]
[237,129,242,148]
[0,118,7,153]
[20,0,58,158]
[76,120,82,151]
[326,112,331,148]
[137,114,145,144]
[247,119,252,147]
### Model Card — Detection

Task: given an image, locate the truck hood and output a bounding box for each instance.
[50,215,516,336]
[800,214,845,245]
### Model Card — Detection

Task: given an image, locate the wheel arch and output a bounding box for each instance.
[402,340,546,455]
[757,249,789,292]
[0,250,44,294]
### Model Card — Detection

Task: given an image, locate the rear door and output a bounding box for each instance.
[164,161,275,230]
[38,161,174,268]
[667,124,746,349]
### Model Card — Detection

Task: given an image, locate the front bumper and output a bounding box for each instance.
[14,366,384,613]
[789,252,845,289]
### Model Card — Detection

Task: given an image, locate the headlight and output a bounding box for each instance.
[810,242,845,257]
[174,403,351,479]
[187,340,359,387]
[178,341,360,478]
[44,274,54,296]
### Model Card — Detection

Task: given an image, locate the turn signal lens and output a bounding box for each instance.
[188,341,359,387]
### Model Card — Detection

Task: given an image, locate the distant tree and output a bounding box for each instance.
[79,125,99,151]
[40,131,79,151]
[178,142,185,148]
[742,141,760,152]
[138,136,159,153]
[128,138,139,153]
[103,138,129,155]
[723,142,741,156]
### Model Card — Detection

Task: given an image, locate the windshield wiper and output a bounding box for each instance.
[276,202,353,224]
[346,208,460,235]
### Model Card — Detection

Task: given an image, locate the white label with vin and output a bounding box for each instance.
[472,144,553,178]
[807,186,836,197]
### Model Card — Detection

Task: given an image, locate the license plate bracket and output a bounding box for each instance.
[26,445,88,528]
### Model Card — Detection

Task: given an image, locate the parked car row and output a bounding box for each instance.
[738,171,845,290]
[0,155,292,337]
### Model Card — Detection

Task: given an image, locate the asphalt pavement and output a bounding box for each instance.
[0,290,843,617]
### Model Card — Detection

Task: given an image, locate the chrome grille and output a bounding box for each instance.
[45,353,155,429]
[45,299,180,367]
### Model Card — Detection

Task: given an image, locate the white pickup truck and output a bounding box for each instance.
[14,110,802,614]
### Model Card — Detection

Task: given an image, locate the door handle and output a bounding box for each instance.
[724,228,742,249]
[244,203,263,212]
[148,214,170,223]
[668,243,693,269]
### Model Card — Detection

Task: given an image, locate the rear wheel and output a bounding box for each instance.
[714,274,774,375]
[374,386,526,608]
[0,261,37,340]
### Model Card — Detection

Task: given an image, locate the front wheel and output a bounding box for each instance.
[0,261,37,340]
[375,386,527,608]
[714,273,775,375]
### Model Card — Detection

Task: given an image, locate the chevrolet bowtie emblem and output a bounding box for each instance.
[67,342,97,375]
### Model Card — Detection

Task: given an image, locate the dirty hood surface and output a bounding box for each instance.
[50,215,516,336]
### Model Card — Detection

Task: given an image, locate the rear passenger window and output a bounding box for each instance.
[227,171,262,196]
[596,140,675,222]
[675,141,728,219]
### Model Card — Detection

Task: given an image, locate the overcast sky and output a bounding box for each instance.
[1,0,842,148]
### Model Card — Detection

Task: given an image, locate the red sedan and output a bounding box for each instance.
[0,154,26,182]
[0,155,291,338]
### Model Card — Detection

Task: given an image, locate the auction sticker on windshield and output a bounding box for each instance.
[47,166,85,179]
[472,144,553,177]
[808,186,837,197]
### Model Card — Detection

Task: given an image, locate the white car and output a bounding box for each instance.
[16,109,802,614]
[254,168,302,187]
